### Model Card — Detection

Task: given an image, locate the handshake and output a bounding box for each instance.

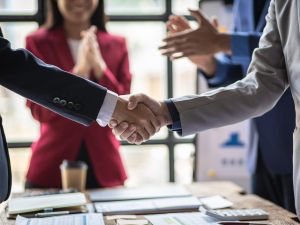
[110,94,172,144]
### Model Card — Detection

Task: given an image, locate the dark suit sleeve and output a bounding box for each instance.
[0,37,107,126]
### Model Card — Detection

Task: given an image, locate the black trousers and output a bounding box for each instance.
[252,150,296,213]
[25,142,100,189]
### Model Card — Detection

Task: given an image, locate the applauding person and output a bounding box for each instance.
[25,0,133,189]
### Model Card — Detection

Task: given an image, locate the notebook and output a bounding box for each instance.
[94,196,202,215]
[89,185,191,202]
[8,192,87,215]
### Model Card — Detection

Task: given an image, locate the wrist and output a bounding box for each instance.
[215,33,231,54]
[93,60,107,78]
[112,97,127,122]
[197,56,216,76]
[73,64,90,77]
[159,101,173,125]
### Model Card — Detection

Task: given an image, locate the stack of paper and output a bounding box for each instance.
[95,196,202,215]
[89,185,191,202]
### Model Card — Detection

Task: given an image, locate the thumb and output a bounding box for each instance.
[188,9,210,27]
[211,16,219,29]
[128,94,145,110]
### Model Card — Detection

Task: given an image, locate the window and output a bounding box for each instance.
[0,0,199,191]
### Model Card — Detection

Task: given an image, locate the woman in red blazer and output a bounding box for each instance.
[25,0,131,188]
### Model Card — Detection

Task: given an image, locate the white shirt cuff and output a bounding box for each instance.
[96,90,118,127]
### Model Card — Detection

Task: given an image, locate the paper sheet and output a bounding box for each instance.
[145,212,219,225]
[15,213,104,225]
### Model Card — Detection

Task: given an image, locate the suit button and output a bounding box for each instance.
[67,102,74,109]
[74,104,81,111]
[60,99,67,106]
[53,97,60,104]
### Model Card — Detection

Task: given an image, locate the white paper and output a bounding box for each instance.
[200,195,233,209]
[145,212,219,225]
[106,215,137,220]
[117,219,148,225]
[89,185,190,202]
[15,213,104,225]
[95,196,201,215]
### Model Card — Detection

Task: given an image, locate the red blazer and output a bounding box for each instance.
[25,27,131,188]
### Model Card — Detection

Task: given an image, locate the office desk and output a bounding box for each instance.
[1,181,299,225]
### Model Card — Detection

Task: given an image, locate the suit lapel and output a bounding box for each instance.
[0,27,3,37]
[50,27,75,71]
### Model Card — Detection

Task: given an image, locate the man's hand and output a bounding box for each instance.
[111,95,167,143]
[166,14,218,76]
[159,9,231,58]
[109,94,172,144]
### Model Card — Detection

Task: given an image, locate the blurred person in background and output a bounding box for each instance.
[25,0,131,189]
[159,0,295,212]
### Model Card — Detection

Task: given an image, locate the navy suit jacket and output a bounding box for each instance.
[203,0,294,175]
[0,27,107,203]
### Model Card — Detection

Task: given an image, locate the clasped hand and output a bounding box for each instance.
[110,94,172,144]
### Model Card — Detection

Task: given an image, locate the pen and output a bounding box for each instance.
[35,210,84,218]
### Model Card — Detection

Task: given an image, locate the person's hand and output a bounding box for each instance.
[111,95,167,144]
[82,26,107,79]
[109,94,172,144]
[72,28,94,78]
[166,14,218,76]
[160,9,231,58]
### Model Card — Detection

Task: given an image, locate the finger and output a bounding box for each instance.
[166,21,176,33]
[211,16,219,29]
[137,128,150,141]
[127,133,137,144]
[120,124,137,140]
[159,38,189,51]
[112,122,129,136]
[151,117,161,133]
[173,16,190,30]
[134,134,144,145]
[188,9,210,26]
[160,44,194,57]
[108,119,118,128]
[128,94,147,110]
[171,50,197,59]
[143,120,156,137]
[162,29,190,42]
[90,25,97,33]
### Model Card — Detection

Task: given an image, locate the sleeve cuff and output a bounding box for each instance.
[96,90,118,127]
[164,99,182,133]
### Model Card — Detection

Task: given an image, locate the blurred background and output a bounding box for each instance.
[0,0,236,192]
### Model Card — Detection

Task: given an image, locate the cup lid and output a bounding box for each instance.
[60,160,88,169]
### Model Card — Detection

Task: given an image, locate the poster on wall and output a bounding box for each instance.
[195,75,252,191]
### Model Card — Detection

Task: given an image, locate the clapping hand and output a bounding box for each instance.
[109,94,172,144]
[159,9,230,58]
[165,13,218,75]
[73,26,107,78]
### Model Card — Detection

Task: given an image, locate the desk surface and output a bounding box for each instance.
[1,181,298,225]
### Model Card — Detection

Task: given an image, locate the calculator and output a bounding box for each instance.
[205,208,269,221]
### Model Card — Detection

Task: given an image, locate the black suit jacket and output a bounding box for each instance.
[0,27,108,202]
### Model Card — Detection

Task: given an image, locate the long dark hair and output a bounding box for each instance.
[44,0,107,32]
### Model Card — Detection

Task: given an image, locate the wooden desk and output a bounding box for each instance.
[1,181,299,225]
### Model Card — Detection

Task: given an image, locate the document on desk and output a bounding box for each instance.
[95,196,202,215]
[145,212,219,225]
[15,213,104,225]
